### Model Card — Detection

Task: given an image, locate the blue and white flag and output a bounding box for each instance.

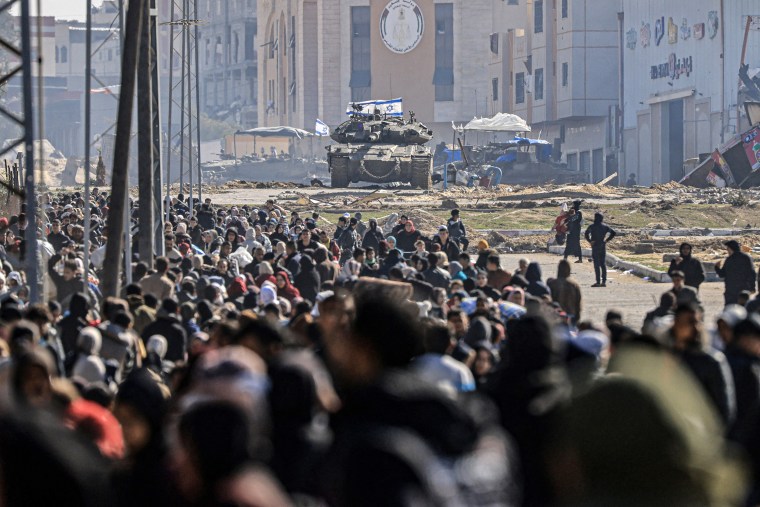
[315,119,330,136]
[346,98,403,117]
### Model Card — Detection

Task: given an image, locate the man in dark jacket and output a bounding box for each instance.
[563,201,583,263]
[141,299,187,363]
[584,212,616,287]
[361,219,384,252]
[434,226,461,264]
[715,240,757,306]
[446,209,468,250]
[47,219,70,252]
[668,243,705,291]
[423,253,451,289]
[48,250,89,311]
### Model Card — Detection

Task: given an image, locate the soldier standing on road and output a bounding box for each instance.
[584,212,616,287]
[668,243,705,291]
[715,239,757,306]
[563,200,584,263]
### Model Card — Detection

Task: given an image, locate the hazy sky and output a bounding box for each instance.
[12,0,105,21]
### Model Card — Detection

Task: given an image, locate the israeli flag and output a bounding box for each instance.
[315,119,330,136]
[346,98,403,117]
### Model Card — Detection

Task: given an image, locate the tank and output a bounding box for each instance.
[327,108,434,189]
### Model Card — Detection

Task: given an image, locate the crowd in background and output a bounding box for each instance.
[0,189,758,506]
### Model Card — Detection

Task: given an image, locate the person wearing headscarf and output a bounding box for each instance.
[395,220,422,254]
[361,218,384,252]
[275,271,301,304]
[113,368,172,507]
[563,200,584,263]
[294,254,320,304]
[71,327,106,384]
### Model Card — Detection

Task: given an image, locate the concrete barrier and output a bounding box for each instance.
[547,245,672,283]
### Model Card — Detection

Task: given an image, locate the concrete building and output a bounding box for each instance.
[506,0,622,183]
[258,0,526,142]
[198,0,258,128]
[621,0,760,185]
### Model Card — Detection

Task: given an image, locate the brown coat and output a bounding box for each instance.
[547,276,583,320]
[139,272,175,302]
[487,268,512,292]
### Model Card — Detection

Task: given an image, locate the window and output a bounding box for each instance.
[492,78,499,101]
[508,0,518,4]
[534,0,543,33]
[434,3,454,101]
[562,62,568,87]
[561,0,568,18]
[516,72,525,104]
[490,33,499,54]
[55,45,59,63]
[350,6,371,102]
[535,68,544,100]
[61,46,67,63]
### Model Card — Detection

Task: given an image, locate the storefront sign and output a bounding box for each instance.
[708,11,719,39]
[650,53,693,80]
[626,28,637,49]
[743,126,760,171]
[380,0,424,54]
[693,23,705,39]
[640,22,651,47]
[655,17,665,46]
[668,17,678,44]
[680,18,691,40]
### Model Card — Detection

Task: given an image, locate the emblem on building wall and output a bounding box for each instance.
[626,28,637,49]
[668,17,678,44]
[693,23,705,40]
[680,18,691,40]
[707,11,719,39]
[640,22,651,48]
[380,0,425,54]
[654,17,665,46]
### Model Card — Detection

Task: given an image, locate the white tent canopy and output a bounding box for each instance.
[454,113,531,133]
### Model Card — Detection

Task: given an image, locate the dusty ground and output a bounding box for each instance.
[501,252,726,329]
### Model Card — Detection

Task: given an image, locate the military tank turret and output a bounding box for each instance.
[326,106,434,189]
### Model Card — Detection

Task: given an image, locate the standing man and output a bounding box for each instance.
[584,212,616,287]
[563,200,584,263]
[668,243,705,291]
[447,209,469,251]
[715,240,757,306]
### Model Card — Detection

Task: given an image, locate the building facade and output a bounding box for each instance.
[621,0,760,185]
[198,0,258,128]
[506,0,621,183]
[258,0,526,143]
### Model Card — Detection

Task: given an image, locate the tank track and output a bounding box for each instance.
[330,156,350,188]
[410,156,432,190]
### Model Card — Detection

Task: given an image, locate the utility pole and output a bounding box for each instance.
[149,0,164,254]
[21,0,39,303]
[84,0,92,292]
[137,0,154,263]
[101,0,145,299]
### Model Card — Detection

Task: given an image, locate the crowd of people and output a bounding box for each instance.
[0,189,758,506]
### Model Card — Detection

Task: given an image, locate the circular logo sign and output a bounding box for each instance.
[380,0,424,54]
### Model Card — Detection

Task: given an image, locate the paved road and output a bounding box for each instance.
[500,252,726,330]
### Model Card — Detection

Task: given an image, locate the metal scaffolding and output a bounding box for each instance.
[164,0,202,213]
[0,0,39,302]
